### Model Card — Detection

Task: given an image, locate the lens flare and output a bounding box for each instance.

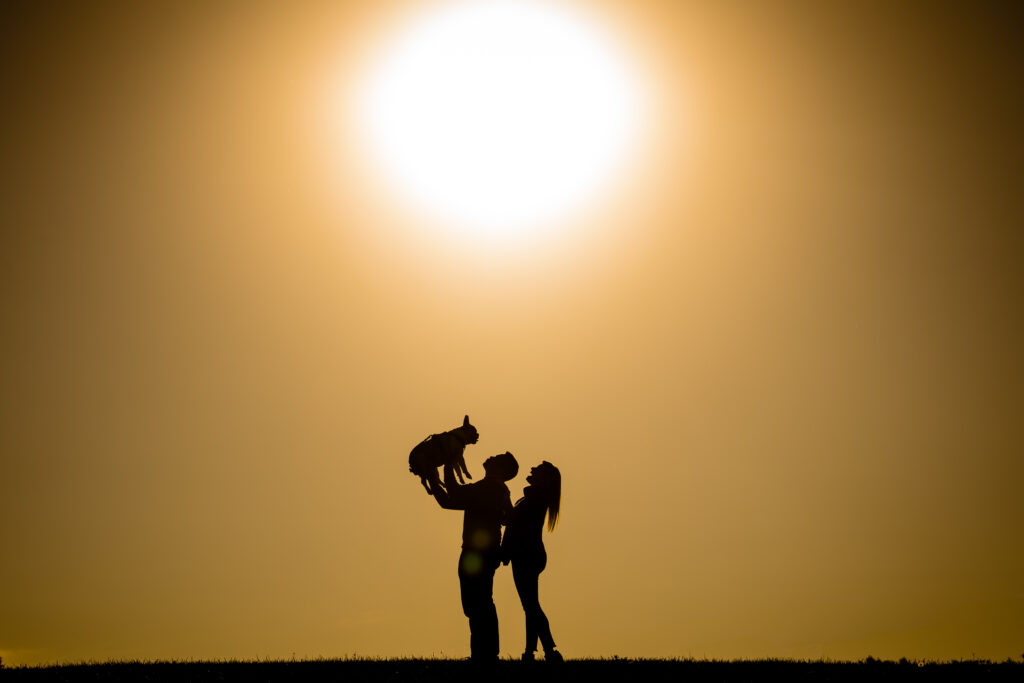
[459,551,484,575]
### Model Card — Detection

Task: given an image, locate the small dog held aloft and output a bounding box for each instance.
[409,415,479,494]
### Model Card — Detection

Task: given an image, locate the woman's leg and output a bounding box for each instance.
[512,562,540,654]
[533,569,556,654]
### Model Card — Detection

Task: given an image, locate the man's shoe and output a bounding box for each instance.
[521,652,535,662]
[545,649,564,663]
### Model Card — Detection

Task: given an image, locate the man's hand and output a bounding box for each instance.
[433,463,469,510]
[443,462,458,489]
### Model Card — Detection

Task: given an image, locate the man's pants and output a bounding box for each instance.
[458,549,498,660]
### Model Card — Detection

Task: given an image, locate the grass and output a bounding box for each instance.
[2,657,1022,682]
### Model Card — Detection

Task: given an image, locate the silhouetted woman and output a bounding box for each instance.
[500,461,563,662]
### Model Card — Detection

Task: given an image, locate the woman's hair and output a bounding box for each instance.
[536,461,561,532]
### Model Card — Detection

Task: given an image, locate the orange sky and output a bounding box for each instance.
[2,0,1022,667]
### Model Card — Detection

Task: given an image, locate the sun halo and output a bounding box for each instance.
[350,0,646,245]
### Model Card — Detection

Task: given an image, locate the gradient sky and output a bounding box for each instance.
[2,0,1022,667]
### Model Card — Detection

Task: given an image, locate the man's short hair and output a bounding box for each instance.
[495,451,519,481]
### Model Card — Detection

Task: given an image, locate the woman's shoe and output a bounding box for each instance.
[544,649,564,663]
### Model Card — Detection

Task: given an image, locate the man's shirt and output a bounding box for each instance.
[434,476,512,554]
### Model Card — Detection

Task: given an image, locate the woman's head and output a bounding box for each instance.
[527,461,561,531]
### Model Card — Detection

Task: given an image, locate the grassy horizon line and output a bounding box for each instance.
[6,657,1021,683]
[6,655,1023,667]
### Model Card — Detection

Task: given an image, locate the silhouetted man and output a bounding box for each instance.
[432,451,518,662]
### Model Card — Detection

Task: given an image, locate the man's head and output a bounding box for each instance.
[483,451,519,481]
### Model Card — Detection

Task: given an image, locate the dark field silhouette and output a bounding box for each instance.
[3,658,1022,682]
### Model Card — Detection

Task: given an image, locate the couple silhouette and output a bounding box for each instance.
[429,451,563,663]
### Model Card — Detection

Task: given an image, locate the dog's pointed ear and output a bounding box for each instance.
[463,415,470,427]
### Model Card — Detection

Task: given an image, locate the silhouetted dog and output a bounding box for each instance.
[409,415,478,494]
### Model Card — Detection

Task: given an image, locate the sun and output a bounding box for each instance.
[352,0,644,242]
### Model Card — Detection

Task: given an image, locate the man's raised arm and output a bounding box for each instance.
[431,463,470,510]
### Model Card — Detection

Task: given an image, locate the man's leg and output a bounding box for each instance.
[459,551,499,660]
[475,565,498,659]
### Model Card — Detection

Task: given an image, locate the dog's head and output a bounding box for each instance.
[459,415,479,444]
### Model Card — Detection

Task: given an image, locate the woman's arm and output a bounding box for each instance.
[499,503,517,565]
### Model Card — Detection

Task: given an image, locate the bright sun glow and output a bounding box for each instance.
[353,0,644,241]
